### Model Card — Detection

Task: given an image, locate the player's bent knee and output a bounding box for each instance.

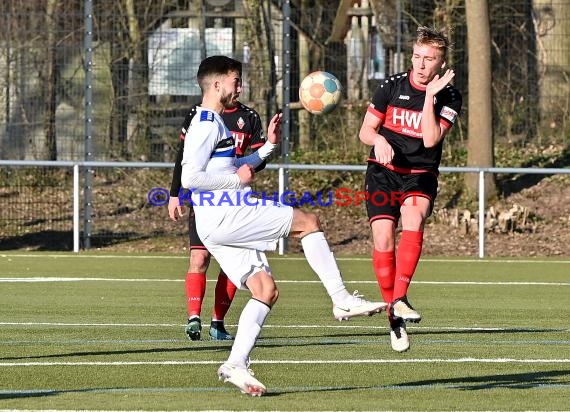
[252,286,278,306]
[189,249,211,273]
[247,272,279,306]
[291,209,322,236]
[266,288,279,306]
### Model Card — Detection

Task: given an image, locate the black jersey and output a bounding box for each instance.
[366,71,462,173]
[169,102,266,196]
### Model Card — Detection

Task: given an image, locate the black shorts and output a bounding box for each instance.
[365,163,438,223]
[188,207,207,250]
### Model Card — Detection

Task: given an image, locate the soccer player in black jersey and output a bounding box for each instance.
[359,26,462,352]
[168,100,267,341]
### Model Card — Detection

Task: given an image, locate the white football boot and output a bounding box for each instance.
[333,291,388,321]
[217,362,266,396]
[390,295,422,323]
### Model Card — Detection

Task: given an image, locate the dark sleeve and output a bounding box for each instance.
[250,109,269,173]
[370,80,392,114]
[169,138,185,197]
[170,108,196,196]
[249,110,266,149]
[437,86,462,129]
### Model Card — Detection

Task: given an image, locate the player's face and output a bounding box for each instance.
[410,43,446,85]
[220,70,242,109]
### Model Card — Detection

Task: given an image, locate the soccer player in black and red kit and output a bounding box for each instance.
[359,26,462,352]
[168,100,269,341]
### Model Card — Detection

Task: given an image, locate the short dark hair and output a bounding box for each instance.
[197,55,242,91]
[415,26,450,58]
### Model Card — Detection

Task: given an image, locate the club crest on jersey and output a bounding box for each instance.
[200,110,215,122]
[237,117,245,130]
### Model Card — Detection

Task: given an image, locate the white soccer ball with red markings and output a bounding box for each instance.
[299,71,342,115]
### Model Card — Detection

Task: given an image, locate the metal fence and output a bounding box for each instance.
[1,160,569,257]
[1,1,569,254]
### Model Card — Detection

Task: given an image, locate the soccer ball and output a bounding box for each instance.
[299,71,342,115]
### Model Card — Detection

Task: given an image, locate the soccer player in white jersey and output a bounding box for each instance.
[180,55,387,396]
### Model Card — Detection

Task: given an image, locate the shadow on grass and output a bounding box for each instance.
[0,386,228,400]
[396,369,570,390]
[268,369,570,395]
[4,327,563,362]
[264,326,565,341]
[1,344,229,361]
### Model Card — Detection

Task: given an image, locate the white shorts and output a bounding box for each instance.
[198,198,294,289]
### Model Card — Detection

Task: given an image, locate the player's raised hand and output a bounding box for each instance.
[168,196,186,221]
[236,164,255,185]
[426,69,455,97]
[267,112,282,144]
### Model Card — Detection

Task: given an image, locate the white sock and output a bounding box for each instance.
[301,231,351,305]
[227,299,271,368]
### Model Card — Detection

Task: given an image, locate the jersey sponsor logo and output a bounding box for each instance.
[385,107,423,138]
[398,95,410,100]
[237,116,245,129]
[200,110,215,122]
[440,106,458,123]
[391,107,422,129]
[232,131,252,149]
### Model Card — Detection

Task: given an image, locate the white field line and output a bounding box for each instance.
[1,321,568,333]
[1,358,570,367]
[1,277,569,286]
[1,253,570,264]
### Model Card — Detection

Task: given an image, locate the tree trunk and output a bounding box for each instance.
[44,0,58,160]
[124,0,149,159]
[465,0,496,199]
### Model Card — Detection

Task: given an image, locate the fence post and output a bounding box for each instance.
[281,0,292,255]
[478,170,485,258]
[73,164,80,253]
[278,166,285,255]
[83,0,94,249]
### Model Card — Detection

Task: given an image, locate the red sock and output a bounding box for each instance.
[212,271,237,321]
[372,249,396,303]
[393,230,423,300]
[185,272,206,318]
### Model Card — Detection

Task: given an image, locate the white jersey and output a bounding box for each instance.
[180,106,293,287]
[181,107,245,236]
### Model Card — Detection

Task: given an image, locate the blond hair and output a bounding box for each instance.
[415,26,450,58]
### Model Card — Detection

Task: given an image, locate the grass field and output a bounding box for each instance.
[1,252,569,411]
